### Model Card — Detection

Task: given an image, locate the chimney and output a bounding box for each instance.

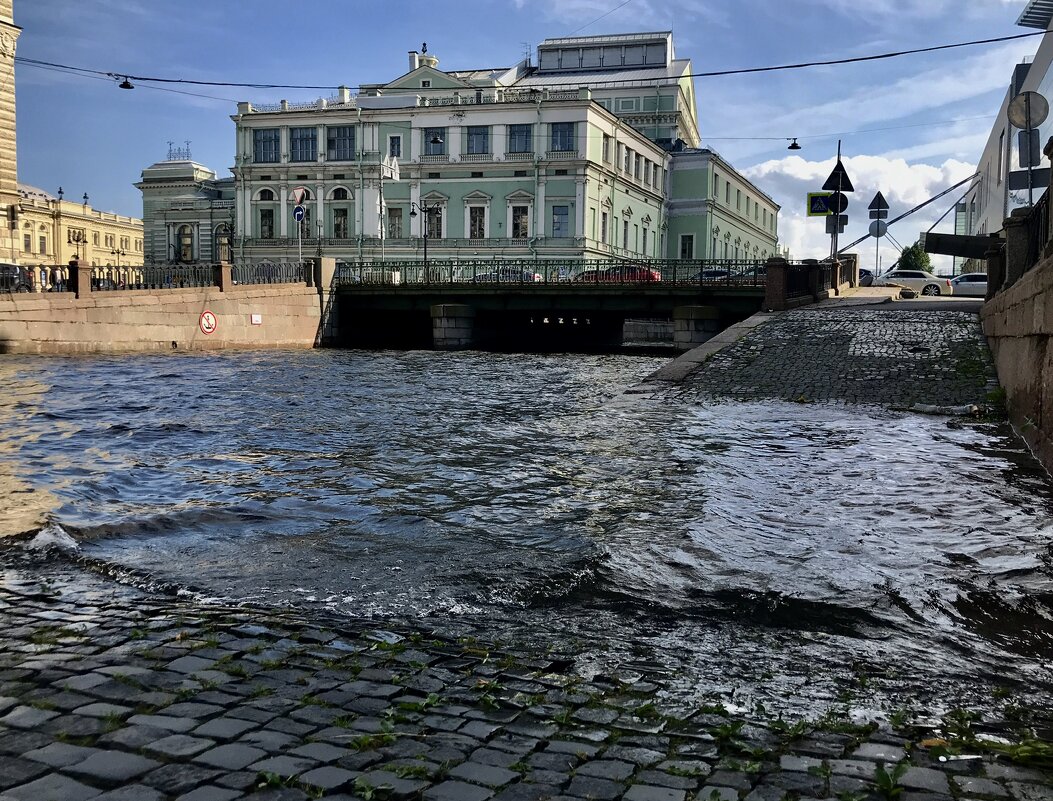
[408,51,420,71]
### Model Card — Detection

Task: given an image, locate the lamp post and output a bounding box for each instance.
[111,247,125,266]
[409,200,439,284]
[408,132,444,284]
[55,186,63,265]
[69,229,85,260]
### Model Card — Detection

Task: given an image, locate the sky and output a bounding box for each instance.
[11,0,1042,272]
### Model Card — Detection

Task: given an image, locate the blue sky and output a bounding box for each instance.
[12,0,1037,268]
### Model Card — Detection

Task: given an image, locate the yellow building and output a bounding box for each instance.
[16,184,144,268]
[0,0,144,272]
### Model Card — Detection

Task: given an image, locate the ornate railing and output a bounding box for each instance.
[232,261,307,285]
[334,258,767,287]
[0,264,37,293]
[785,262,811,299]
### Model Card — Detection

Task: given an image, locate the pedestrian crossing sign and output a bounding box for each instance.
[808,192,832,216]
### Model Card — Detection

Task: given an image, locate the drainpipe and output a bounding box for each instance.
[357,107,364,263]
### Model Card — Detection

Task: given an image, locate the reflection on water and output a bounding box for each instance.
[0,348,1051,716]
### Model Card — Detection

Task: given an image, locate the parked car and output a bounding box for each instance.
[471,268,542,283]
[950,272,988,297]
[874,269,953,296]
[859,268,874,287]
[0,263,31,292]
[571,266,659,282]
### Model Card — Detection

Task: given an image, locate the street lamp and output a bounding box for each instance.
[69,229,85,259]
[409,200,440,283]
[111,247,125,266]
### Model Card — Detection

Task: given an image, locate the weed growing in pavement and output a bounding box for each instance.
[874,762,909,800]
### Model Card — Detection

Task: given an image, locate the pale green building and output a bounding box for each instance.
[141,33,778,266]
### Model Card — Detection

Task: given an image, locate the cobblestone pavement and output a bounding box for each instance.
[679,307,997,407]
[1,562,1050,801]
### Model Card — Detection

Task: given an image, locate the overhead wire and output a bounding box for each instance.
[13,29,1049,93]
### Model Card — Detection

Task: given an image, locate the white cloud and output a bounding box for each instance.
[509,0,730,29]
[744,154,976,271]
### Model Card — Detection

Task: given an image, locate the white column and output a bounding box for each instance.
[536,178,546,237]
[279,185,289,236]
[493,125,507,159]
[410,126,420,163]
[448,126,462,161]
[317,124,326,163]
[410,183,421,237]
[316,183,325,237]
[575,178,586,238]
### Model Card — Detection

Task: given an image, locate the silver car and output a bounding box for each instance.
[874,269,954,296]
[950,273,987,297]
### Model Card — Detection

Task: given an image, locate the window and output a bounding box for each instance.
[643,160,651,186]
[513,170,528,177]
[427,172,440,179]
[121,236,129,249]
[653,164,659,188]
[258,188,275,201]
[387,207,403,238]
[642,226,649,253]
[38,235,46,254]
[624,147,632,173]
[469,206,486,238]
[334,208,348,239]
[297,206,312,239]
[736,189,741,210]
[508,124,532,153]
[421,79,431,88]
[424,128,446,156]
[998,129,1005,184]
[466,126,490,155]
[622,219,629,250]
[601,211,608,243]
[471,171,483,178]
[634,154,641,180]
[552,205,569,237]
[22,233,29,252]
[210,226,229,261]
[260,208,274,238]
[602,134,611,162]
[725,182,730,203]
[512,206,529,238]
[178,225,193,261]
[426,207,442,239]
[332,187,348,201]
[290,127,317,162]
[713,172,719,199]
[93,232,99,246]
[327,126,355,161]
[550,122,574,152]
[253,128,280,163]
[745,197,751,215]
[389,135,402,158]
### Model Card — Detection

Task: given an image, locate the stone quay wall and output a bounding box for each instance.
[981,253,1053,473]
[0,284,322,355]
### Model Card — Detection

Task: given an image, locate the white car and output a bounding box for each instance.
[874,269,954,296]
[950,273,988,297]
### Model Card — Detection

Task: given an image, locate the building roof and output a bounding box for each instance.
[512,59,690,88]
[1018,0,1053,29]
[539,31,672,46]
[18,183,55,202]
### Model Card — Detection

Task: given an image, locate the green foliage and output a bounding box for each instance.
[874,761,909,800]
[899,243,931,273]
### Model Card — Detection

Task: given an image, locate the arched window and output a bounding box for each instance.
[177,225,193,261]
[258,188,275,201]
[214,224,232,262]
[332,187,348,201]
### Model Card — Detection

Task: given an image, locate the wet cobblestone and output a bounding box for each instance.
[0,565,1048,801]
[682,307,997,407]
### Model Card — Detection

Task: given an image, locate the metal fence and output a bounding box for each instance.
[785,262,812,299]
[1,264,41,293]
[1025,191,1050,274]
[335,259,767,287]
[232,261,307,285]
[86,264,216,291]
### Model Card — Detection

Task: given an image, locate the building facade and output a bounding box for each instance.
[136,153,235,264]
[16,184,143,268]
[0,0,20,262]
[959,1,1053,272]
[666,148,779,262]
[139,33,777,266]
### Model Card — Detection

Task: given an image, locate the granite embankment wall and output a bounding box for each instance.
[0,284,322,354]
[981,256,1053,473]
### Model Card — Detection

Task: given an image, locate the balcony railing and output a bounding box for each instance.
[460,153,492,162]
[545,150,578,160]
[420,154,450,164]
[503,151,534,161]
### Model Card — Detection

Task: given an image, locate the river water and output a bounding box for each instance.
[1,348,1051,719]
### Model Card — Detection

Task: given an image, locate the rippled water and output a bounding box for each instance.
[1,349,1051,717]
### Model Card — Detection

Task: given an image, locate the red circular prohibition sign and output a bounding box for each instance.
[199,310,218,335]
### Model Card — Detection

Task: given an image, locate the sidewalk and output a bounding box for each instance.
[0,561,1050,801]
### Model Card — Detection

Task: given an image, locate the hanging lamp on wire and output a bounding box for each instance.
[787,138,802,150]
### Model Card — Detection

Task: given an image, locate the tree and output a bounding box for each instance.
[899,242,932,273]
